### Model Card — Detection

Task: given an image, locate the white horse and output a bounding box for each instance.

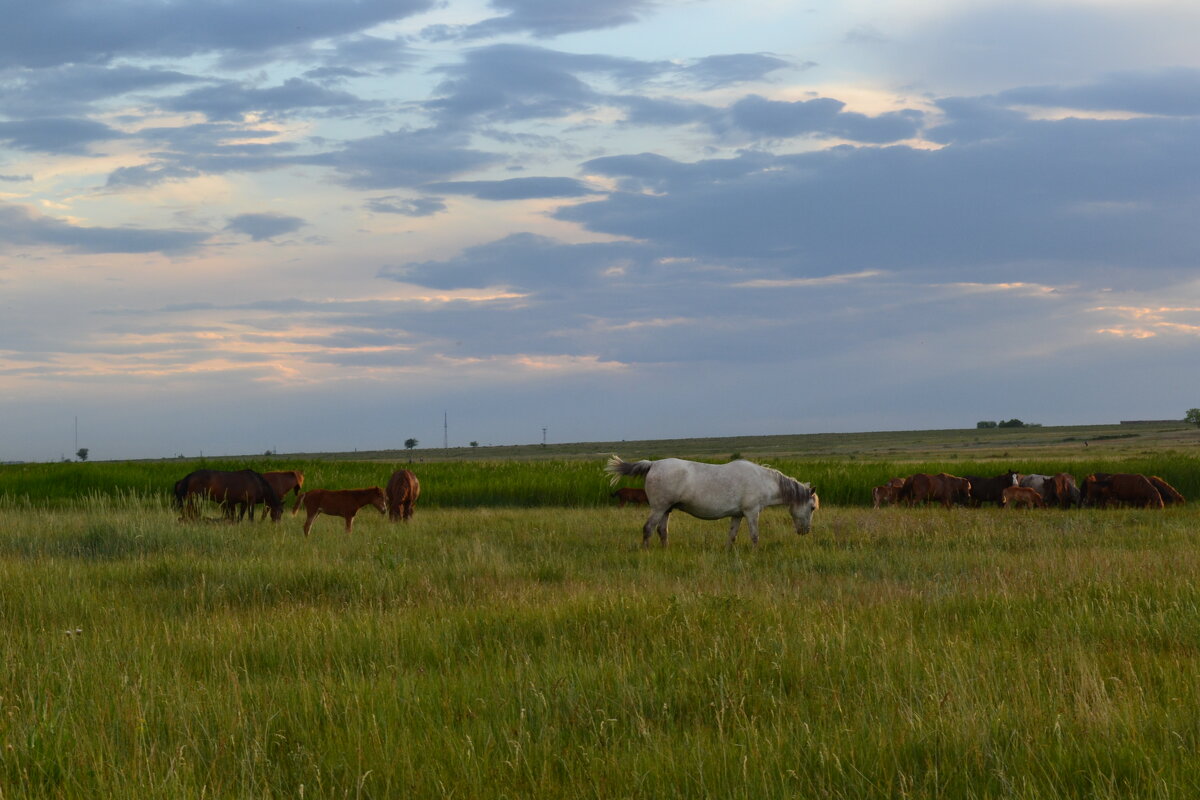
[605,455,818,547]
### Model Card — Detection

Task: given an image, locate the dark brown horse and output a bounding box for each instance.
[385,469,421,521]
[174,469,283,522]
[293,487,387,535]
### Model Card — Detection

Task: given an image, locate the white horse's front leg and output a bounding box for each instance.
[727,515,742,546]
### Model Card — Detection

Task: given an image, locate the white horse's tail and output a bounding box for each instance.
[605,455,653,486]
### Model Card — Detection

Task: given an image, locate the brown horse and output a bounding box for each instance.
[611,487,649,507]
[386,469,421,521]
[174,469,283,522]
[293,487,387,535]
[263,470,305,498]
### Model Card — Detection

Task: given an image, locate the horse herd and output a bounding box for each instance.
[871,470,1186,510]
[171,457,1187,546]
[172,468,420,534]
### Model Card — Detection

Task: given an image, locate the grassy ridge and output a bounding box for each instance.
[3,453,1198,509]
[1,502,1200,797]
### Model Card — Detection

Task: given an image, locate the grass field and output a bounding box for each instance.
[0,427,1198,797]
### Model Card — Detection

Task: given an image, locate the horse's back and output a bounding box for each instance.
[644,459,770,518]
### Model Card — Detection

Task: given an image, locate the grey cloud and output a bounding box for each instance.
[723,95,923,143]
[0,0,436,70]
[103,123,305,187]
[0,64,201,116]
[365,196,447,217]
[453,0,656,40]
[614,95,716,127]
[561,112,1200,279]
[321,128,504,189]
[997,69,1200,116]
[0,118,124,154]
[161,77,368,122]
[0,203,207,254]
[682,53,796,89]
[426,44,668,125]
[0,174,32,182]
[381,232,656,290]
[422,177,598,200]
[225,213,306,241]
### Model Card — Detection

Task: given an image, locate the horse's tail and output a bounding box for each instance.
[605,455,652,486]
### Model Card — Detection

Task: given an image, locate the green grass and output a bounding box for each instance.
[1,495,1199,797]
[4,451,1199,509]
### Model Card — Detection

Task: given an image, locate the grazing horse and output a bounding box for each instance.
[605,455,817,547]
[963,471,1019,507]
[293,487,388,535]
[1051,473,1080,509]
[385,469,421,522]
[871,477,905,508]
[611,487,649,507]
[174,469,283,522]
[1147,476,1185,506]
[263,470,305,499]
[1001,485,1045,509]
[903,473,972,509]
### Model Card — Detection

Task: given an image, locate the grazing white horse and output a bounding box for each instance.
[605,455,818,547]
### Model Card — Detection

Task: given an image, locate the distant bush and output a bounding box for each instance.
[977,421,998,429]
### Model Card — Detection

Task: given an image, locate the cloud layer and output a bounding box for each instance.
[1,0,1198,460]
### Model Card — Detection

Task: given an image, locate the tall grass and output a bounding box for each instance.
[0,499,1199,797]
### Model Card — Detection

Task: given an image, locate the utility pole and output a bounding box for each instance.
[542,426,547,446]
[444,412,449,449]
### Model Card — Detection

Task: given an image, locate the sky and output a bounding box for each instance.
[2,0,1199,461]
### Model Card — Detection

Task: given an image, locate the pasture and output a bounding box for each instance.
[1,434,1199,798]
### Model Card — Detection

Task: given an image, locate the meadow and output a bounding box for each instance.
[1,429,1199,798]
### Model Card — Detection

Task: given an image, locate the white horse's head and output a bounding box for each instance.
[790,486,818,535]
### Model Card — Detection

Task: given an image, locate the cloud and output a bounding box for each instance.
[365,196,447,217]
[381,232,655,290]
[563,109,1200,280]
[161,77,369,122]
[425,44,668,126]
[0,0,437,70]
[225,213,306,241]
[0,64,202,116]
[0,118,125,155]
[721,94,924,143]
[449,0,657,40]
[0,203,207,254]
[321,128,504,189]
[422,177,599,200]
[681,53,797,89]
[997,68,1200,116]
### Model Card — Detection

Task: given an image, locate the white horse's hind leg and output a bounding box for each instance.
[643,509,667,547]
[745,509,761,546]
[727,515,742,546]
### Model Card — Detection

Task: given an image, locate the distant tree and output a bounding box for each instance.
[976,421,998,429]
[404,438,419,450]
[75,448,89,462]
[1186,409,1200,427]
[469,441,479,448]
[997,419,1026,428]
